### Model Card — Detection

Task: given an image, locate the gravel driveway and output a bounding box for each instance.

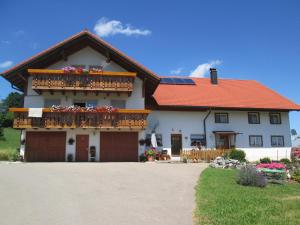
[0,162,207,225]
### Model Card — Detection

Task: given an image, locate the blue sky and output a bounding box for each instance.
[0,0,299,131]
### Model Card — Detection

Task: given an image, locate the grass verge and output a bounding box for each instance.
[195,168,300,225]
[0,128,20,160]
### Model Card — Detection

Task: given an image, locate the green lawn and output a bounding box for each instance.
[195,168,300,225]
[0,128,20,152]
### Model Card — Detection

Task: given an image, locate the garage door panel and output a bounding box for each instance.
[25,132,66,162]
[100,132,138,162]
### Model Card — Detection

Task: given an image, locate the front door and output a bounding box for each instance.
[171,134,182,156]
[216,134,230,149]
[76,135,89,162]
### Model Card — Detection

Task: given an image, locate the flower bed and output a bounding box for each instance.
[62,66,103,74]
[256,163,285,170]
[50,105,118,113]
[256,163,286,184]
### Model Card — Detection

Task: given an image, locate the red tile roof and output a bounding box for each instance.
[153,77,300,111]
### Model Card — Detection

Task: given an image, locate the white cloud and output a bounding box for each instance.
[170,67,183,75]
[0,60,13,68]
[189,60,222,78]
[94,17,151,37]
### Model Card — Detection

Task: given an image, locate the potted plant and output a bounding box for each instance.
[145,148,157,161]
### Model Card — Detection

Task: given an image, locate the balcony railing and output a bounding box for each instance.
[9,108,150,129]
[28,69,136,93]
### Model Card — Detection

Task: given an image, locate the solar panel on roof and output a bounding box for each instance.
[182,79,195,84]
[160,77,195,85]
[173,78,184,83]
[160,78,174,84]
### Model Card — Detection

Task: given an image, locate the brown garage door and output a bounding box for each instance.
[25,132,66,162]
[100,132,138,162]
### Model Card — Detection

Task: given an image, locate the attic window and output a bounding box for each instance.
[89,65,103,70]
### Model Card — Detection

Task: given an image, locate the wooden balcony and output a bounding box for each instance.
[28,69,136,94]
[9,108,150,130]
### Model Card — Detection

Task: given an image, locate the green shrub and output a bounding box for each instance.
[260,157,271,163]
[139,154,147,162]
[237,165,267,187]
[8,150,19,161]
[280,158,291,165]
[292,168,300,183]
[0,151,9,161]
[229,149,246,162]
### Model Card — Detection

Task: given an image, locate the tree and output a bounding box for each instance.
[291,129,298,136]
[0,92,24,129]
[2,92,23,111]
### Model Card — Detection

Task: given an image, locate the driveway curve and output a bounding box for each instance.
[0,162,207,225]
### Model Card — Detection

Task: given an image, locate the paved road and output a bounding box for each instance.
[0,162,207,225]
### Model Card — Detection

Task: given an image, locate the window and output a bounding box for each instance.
[74,102,86,107]
[145,133,163,147]
[73,100,97,108]
[111,100,126,109]
[86,100,97,107]
[215,113,229,123]
[44,99,61,107]
[270,113,281,124]
[190,134,206,147]
[271,136,284,147]
[89,65,103,71]
[248,112,260,124]
[249,135,263,147]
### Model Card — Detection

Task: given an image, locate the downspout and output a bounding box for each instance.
[203,109,212,148]
[11,84,22,92]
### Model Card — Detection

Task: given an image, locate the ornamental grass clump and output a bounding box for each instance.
[236,165,267,188]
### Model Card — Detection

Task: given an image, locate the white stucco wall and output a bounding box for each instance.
[24,46,144,109]
[48,46,126,72]
[146,110,292,161]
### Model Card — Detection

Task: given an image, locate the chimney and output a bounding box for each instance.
[210,68,218,85]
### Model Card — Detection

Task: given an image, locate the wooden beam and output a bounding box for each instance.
[27,69,136,77]
[17,73,27,82]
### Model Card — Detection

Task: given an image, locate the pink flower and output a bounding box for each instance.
[256,163,285,170]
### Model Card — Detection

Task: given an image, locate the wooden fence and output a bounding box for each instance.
[180,149,232,162]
